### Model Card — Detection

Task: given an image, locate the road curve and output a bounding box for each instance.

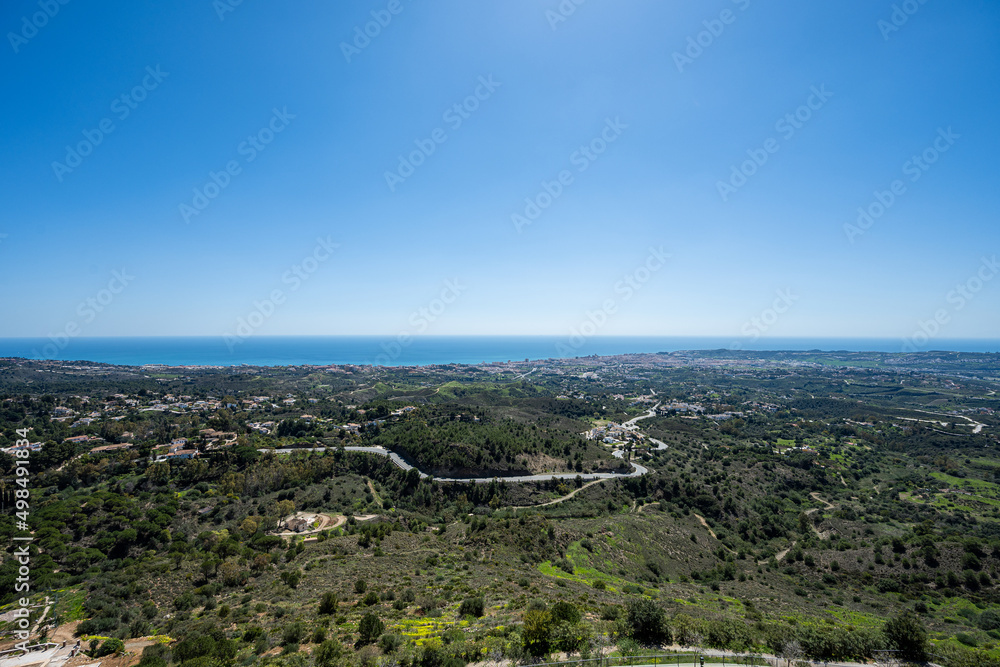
[260,445,648,484]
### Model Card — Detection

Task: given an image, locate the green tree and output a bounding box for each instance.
[314,639,345,667]
[550,600,581,624]
[96,638,125,657]
[624,597,669,645]
[318,591,338,615]
[522,609,553,657]
[884,611,927,663]
[459,596,485,618]
[357,612,384,646]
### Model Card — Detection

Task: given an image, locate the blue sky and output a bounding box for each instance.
[1,0,998,343]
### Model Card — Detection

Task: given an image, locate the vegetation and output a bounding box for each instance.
[1,350,999,666]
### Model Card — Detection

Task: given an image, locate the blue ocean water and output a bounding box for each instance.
[0,336,998,367]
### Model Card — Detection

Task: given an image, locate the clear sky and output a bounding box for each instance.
[2,0,998,343]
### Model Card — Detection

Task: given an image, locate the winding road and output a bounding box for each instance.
[260,402,670,485]
[262,445,648,484]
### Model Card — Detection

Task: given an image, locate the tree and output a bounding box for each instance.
[218,559,244,586]
[281,569,300,588]
[883,611,927,663]
[459,596,485,618]
[318,591,338,615]
[95,638,125,657]
[781,639,802,667]
[357,612,384,646]
[314,639,345,667]
[624,597,669,645]
[550,600,581,624]
[522,609,552,657]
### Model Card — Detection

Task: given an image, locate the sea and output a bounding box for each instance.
[0,336,998,368]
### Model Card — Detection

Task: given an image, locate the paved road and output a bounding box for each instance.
[623,402,661,429]
[262,445,648,484]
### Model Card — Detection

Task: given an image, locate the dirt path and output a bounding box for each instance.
[274,512,338,537]
[366,480,382,507]
[760,540,797,564]
[810,491,835,511]
[693,513,718,539]
[511,478,609,509]
[804,493,835,539]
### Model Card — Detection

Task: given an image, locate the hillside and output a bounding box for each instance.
[0,351,999,666]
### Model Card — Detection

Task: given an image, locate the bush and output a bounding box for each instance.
[362,591,380,606]
[550,601,581,624]
[955,632,978,647]
[623,597,669,645]
[358,612,385,646]
[314,639,345,667]
[458,596,485,618]
[980,609,1000,631]
[884,611,927,662]
[378,633,404,653]
[555,558,574,574]
[95,638,125,657]
[318,591,338,615]
[522,609,552,657]
[282,622,305,646]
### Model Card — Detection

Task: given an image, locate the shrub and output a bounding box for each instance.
[884,611,927,662]
[95,638,125,657]
[378,633,404,653]
[550,601,581,624]
[522,609,552,657]
[358,612,385,646]
[624,597,669,645]
[955,632,978,647]
[314,639,345,667]
[318,591,338,615]
[458,596,485,618]
[979,609,1000,631]
[282,622,305,646]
